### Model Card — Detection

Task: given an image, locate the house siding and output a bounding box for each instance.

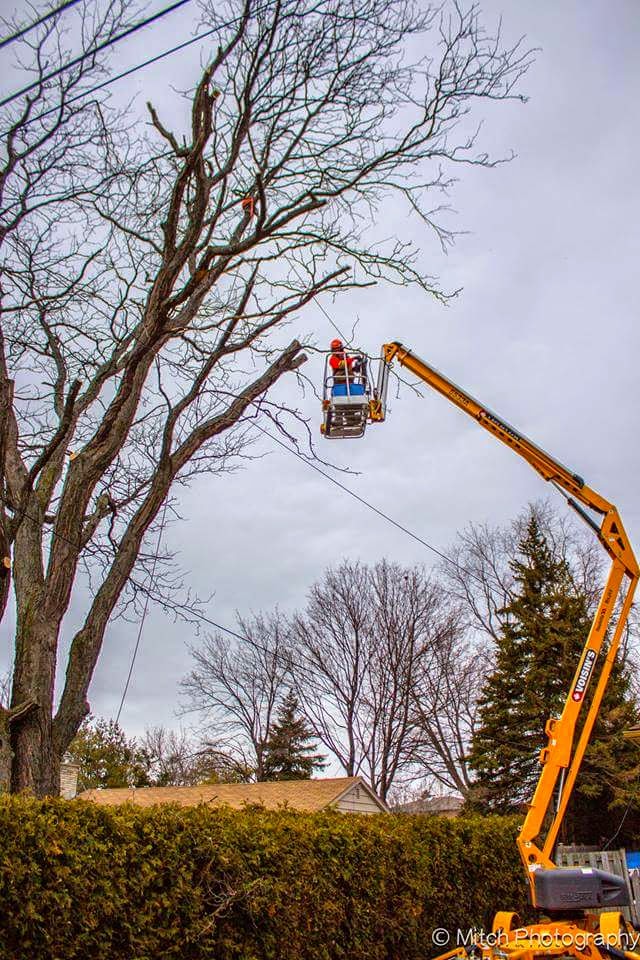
[336,784,384,814]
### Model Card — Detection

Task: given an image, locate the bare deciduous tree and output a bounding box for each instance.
[0,0,531,795]
[181,611,290,781]
[0,0,135,792]
[291,560,371,779]
[140,724,233,786]
[440,500,606,644]
[412,612,485,796]
[366,560,452,799]
[291,559,448,801]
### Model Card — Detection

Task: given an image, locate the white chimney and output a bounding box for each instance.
[59,761,79,799]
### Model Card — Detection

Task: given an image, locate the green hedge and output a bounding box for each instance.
[0,797,528,959]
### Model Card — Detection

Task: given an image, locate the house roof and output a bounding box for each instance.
[77,775,388,813]
[623,724,640,742]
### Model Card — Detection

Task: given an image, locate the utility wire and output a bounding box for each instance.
[0,0,82,50]
[115,497,169,724]
[0,444,503,703]
[602,762,640,850]
[602,796,634,851]
[254,422,465,573]
[0,0,193,109]
[1,447,509,711]
[0,430,512,609]
[313,293,347,340]
[27,25,219,125]
[289,248,348,342]
[17,2,275,128]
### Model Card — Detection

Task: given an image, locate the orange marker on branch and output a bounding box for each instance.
[241,196,255,217]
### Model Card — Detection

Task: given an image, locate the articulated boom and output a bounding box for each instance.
[381,342,639,902]
[325,339,640,959]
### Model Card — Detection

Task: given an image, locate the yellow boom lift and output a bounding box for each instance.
[322,341,640,960]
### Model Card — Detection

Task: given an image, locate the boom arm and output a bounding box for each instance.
[382,342,639,899]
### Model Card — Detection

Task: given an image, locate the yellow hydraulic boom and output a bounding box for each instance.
[366,342,639,958]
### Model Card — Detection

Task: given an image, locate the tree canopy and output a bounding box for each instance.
[0,0,531,797]
[467,511,640,842]
[67,717,149,792]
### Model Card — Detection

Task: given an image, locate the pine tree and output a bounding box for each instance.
[263,691,326,781]
[467,512,640,841]
[566,664,640,844]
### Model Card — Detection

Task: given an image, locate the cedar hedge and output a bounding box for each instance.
[0,796,528,959]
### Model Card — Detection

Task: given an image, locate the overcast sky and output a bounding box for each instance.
[1,0,639,742]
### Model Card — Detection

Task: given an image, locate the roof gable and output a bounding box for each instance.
[333,778,389,812]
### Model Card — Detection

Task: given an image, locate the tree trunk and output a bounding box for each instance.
[0,710,11,792]
[0,374,14,624]
[10,616,59,796]
[0,699,38,792]
[11,710,59,796]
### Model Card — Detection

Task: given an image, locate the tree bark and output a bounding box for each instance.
[9,485,59,794]
[0,699,37,792]
[0,373,13,623]
[10,614,59,794]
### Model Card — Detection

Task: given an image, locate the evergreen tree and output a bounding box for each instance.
[263,691,326,781]
[467,512,640,841]
[67,717,150,791]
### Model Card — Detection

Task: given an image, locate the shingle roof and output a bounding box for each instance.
[623,724,640,741]
[77,775,386,812]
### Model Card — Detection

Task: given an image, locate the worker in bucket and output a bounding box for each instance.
[329,338,355,385]
[329,339,366,398]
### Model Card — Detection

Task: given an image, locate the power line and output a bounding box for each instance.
[0,0,82,50]
[18,2,275,128]
[312,291,347,341]
[253,422,466,574]
[289,253,348,342]
[0,0,194,109]
[0,441,501,700]
[0,423,504,613]
[27,25,219,125]
[115,498,169,725]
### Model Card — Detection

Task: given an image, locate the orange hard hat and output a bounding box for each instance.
[330,338,342,349]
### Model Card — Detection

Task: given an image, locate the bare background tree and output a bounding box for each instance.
[139,724,226,786]
[290,560,369,780]
[290,559,448,801]
[0,0,530,795]
[181,611,290,781]
[412,619,484,797]
[441,500,614,645]
[183,559,477,802]
[362,560,451,799]
[180,501,639,806]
